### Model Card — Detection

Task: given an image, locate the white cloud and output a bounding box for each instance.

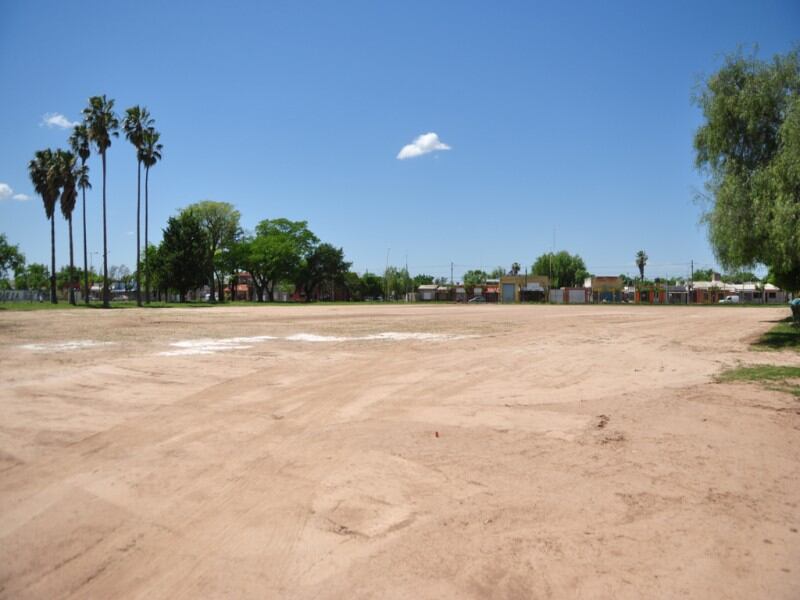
[396,132,451,160]
[0,183,32,202]
[41,112,79,129]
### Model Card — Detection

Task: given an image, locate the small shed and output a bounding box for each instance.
[418,284,438,301]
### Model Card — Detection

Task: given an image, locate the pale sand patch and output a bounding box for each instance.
[158,335,277,356]
[159,331,471,354]
[19,340,113,352]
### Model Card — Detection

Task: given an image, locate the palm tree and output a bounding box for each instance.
[69,124,92,304]
[83,95,119,308]
[139,127,162,303]
[123,106,154,306]
[635,250,648,283]
[56,150,79,305]
[76,164,92,297]
[28,149,61,303]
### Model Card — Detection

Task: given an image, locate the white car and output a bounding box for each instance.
[719,295,740,304]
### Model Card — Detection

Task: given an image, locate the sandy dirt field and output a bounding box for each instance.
[0,304,798,599]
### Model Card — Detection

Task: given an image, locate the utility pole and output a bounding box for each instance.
[690,259,694,304]
[451,262,454,285]
[405,253,409,302]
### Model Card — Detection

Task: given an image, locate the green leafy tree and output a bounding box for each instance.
[243,219,318,302]
[0,233,25,282]
[722,271,760,284]
[412,273,434,287]
[691,268,716,282]
[532,251,589,288]
[15,263,50,294]
[141,244,167,301]
[217,237,249,301]
[360,272,385,299]
[619,273,634,287]
[694,49,800,291]
[184,201,241,303]
[635,250,648,282]
[28,149,60,303]
[56,266,95,291]
[489,266,505,279]
[342,271,364,301]
[83,95,120,307]
[159,212,210,302]
[383,266,414,300]
[297,243,351,301]
[69,124,92,304]
[139,128,163,302]
[123,106,154,306]
[463,269,489,286]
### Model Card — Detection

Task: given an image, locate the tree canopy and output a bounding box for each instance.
[243,219,318,301]
[0,233,25,280]
[694,48,800,291]
[14,263,49,292]
[184,201,241,301]
[297,243,351,300]
[489,266,506,279]
[531,251,589,288]
[158,212,210,301]
[463,269,489,286]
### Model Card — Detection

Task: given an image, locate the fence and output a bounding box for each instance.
[0,290,42,302]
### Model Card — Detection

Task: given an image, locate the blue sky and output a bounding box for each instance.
[1,0,797,281]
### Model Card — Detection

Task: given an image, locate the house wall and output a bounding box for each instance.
[498,275,550,303]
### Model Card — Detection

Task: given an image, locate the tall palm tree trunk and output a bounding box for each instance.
[102,151,110,308]
[144,166,150,303]
[136,160,142,307]
[68,216,76,305]
[50,215,57,304]
[82,182,89,304]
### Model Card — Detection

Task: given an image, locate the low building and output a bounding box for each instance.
[549,287,588,304]
[691,277,786,304]
[585,276,624,303]
[564,287,588,304]
[498,275,550,303]
[665,284,689,304]
[763,283,788,304]
[417,284,438,301]
[691,279,732,304]
[436,286,452,302]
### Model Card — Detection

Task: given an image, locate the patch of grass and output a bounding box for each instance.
[0,300,216,311]
[717,364,800,396]
[753,317,800,352]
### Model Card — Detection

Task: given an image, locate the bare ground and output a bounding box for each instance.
[0,304,798,599]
